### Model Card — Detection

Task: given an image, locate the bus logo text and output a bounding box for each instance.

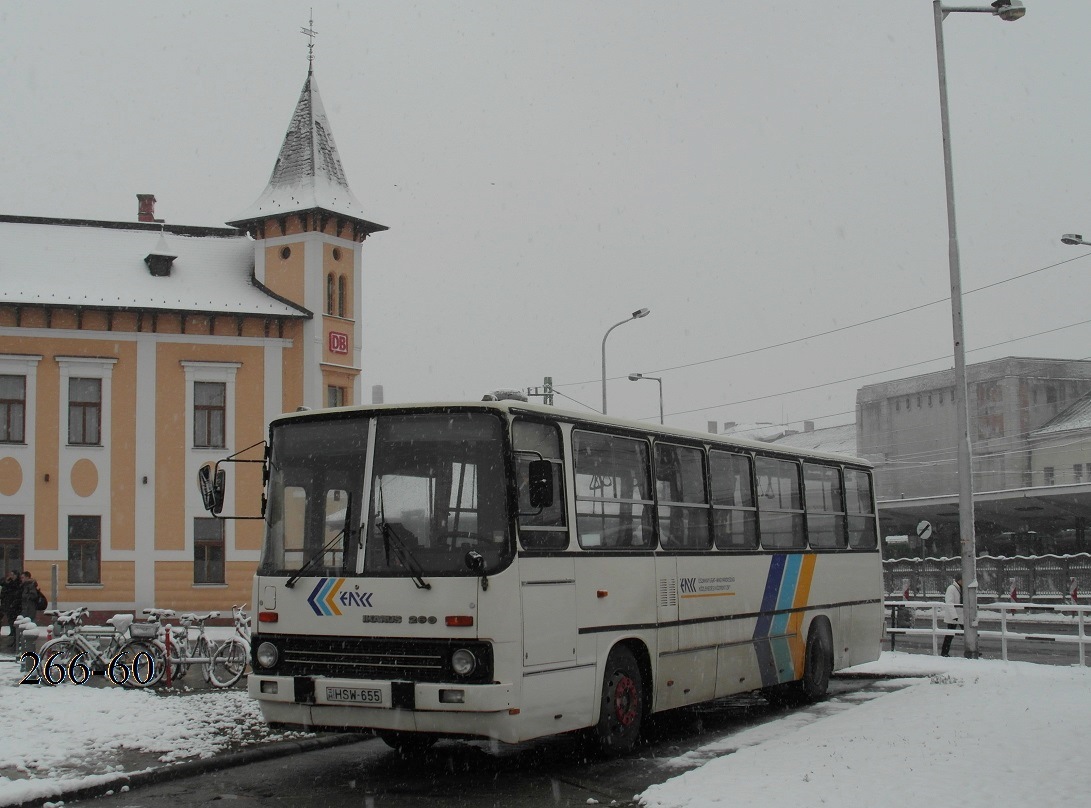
[307,578,376,616]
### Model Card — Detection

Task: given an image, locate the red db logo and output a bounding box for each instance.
[328,331,349,354]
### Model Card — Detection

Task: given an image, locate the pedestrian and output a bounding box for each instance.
[941,573,963,657]
[1,570,21,646]
[19,570,40,624]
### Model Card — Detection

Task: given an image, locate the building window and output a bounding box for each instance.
[68,378,101,445]
[1074,464,1083,484]
[1044,467,1055,486]
[194,518,225,584]
[895,400,900,412]
[939,392,944,405]
[0,514,24,576]
[193,382,226,448]
[338,275,347,317]
[326,273,335,315]
[0,375,25,443]
[67,516,101,584]
[327,386,346,408]
[928,394,933,408]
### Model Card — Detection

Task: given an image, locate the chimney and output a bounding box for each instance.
[371,385,385,405]
[722,421,736,432]
[804,420,815,433]
[707,421,718,434]
[137,194,162,223]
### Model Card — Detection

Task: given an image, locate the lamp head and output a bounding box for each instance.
[631,307,651,319]
[1061,234,1085,246]
[991,1,1026,21]
[628,373,643,381]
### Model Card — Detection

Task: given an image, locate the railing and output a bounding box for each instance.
[884,600,1091,665]
[884,553,1090,601]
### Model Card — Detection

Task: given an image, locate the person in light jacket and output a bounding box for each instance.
[941,574,963,657]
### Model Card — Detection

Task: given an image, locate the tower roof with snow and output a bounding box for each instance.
[227,69,387,237]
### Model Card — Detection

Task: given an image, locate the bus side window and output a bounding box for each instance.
[654,442,710,550]
[754,456,805,550]
[710,451,758,550]
[803,463,846,549]
[845,468,877,549]
[514,420,568,550]
[573,430,653,551]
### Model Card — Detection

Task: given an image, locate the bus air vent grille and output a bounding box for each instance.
[658,577,677,607]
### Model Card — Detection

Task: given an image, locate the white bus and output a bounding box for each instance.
[201,401,883,754]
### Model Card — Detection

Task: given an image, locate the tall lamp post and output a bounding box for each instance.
[1060,234,1091,247]
[601,308,650,415]
[628,373,664,424]
[933,0,1025,658]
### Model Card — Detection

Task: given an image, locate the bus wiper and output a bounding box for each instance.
[285,493,351,589]
[377,485,431,590]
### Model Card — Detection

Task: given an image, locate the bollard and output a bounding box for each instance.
[18,624,42,672]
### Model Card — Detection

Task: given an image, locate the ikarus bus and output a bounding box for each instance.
[198,400,883,754]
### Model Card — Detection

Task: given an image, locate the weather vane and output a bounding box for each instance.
[301,10,318,71]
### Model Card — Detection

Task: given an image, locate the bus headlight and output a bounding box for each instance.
[450,648,477,677]
[256,641,279,669]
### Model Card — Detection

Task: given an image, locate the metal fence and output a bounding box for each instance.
[883,554,1091,602]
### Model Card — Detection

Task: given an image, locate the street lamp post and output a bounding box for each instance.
[628,373,664,424]
[933,0,1025,658]
[1061,234,1091,247]
[600,308,650,415]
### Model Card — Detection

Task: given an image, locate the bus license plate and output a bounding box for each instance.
[325,686,384,705]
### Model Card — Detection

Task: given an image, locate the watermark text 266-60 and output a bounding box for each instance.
[18,650,157,687]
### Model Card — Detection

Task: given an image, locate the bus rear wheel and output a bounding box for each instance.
[591,645,644,755]
[799,622,833,701]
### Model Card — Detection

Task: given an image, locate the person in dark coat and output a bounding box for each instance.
[1,570,21,646]
[19,570,39,623]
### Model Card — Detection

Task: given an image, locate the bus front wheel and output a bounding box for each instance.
[591,645,644,755]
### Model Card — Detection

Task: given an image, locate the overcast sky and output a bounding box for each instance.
[3,1,1090,434]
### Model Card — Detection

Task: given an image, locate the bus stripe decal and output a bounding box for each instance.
[769,555,803,681]
[753,554,786,687]
[788,554,817,678]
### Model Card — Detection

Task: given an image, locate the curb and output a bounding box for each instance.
[13,733,367,808]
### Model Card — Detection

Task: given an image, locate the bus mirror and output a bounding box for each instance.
[198,464,226,516]
[527,459,554,509]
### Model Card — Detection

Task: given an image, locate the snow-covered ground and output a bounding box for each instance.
[642,652,1090,808]
[1,639,1088,808]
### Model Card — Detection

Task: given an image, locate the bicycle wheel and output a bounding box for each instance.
[116,639,166,688]
[191,635,213,683]
[37,637,78,685]
[209,638,249,687]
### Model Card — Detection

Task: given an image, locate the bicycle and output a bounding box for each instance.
[37,608,161,688]
[209,604,251,688]
[177,610,221,683]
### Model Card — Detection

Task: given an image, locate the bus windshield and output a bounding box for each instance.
[261,410,512,578]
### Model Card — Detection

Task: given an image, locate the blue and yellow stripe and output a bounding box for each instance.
[752,554,817,687]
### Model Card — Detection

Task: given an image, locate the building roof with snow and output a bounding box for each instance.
[769,423,858,456]
[0,215,307,317]
[1031,391,1091,437]
[227,70,387,236]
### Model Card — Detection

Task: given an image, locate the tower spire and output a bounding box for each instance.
[301,10,317,75]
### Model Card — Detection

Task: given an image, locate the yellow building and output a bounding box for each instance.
[0,66,385,613]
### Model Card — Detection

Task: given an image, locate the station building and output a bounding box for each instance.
[0,65,385,612]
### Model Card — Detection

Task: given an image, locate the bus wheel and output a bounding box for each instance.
[592,645,643,755]
[378,731,436,757]
[800,623,833,701]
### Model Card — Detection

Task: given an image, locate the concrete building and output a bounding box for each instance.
[856,357,1091,555]
[0,64,384,611]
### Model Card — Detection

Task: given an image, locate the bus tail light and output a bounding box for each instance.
[446,615,474,627]
[258,611,279,623]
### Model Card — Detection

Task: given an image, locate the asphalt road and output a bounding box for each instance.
[69,676,908,808]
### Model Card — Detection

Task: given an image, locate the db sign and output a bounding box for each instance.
[328,331,349,355]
